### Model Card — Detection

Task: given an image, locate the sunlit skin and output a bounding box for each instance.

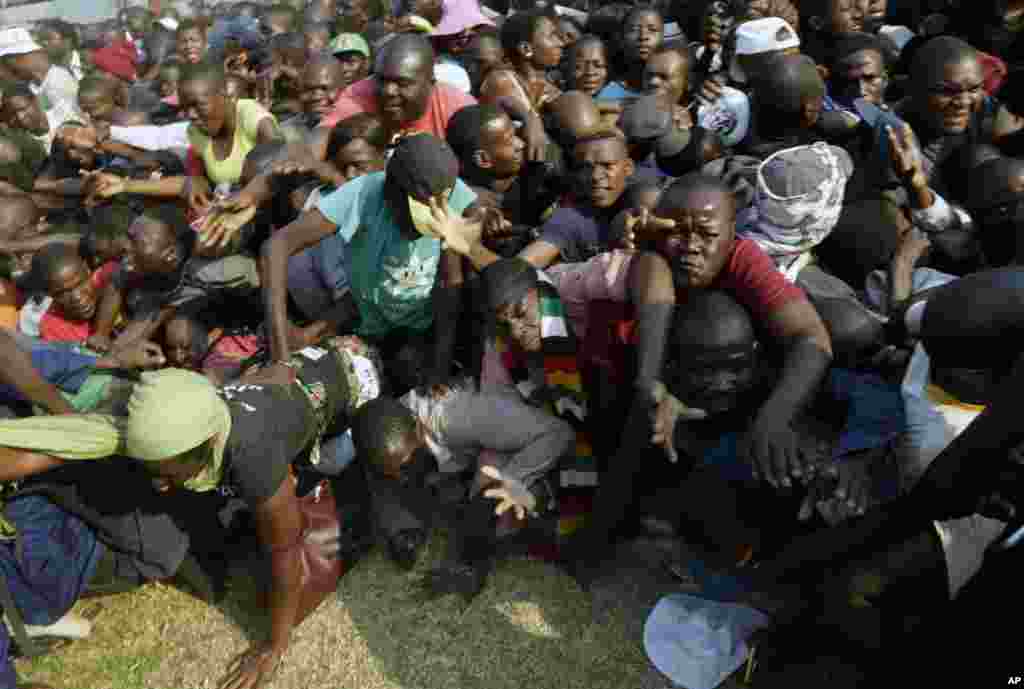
[820,0,882,34]
[179,77,229,139]
[479,113,525,180]
[147,452,206,493]
[832,48,886,106]
[3,94,48,135]
[159,65,181,100]
[48,259,98,322]
[300,63,344,119]
[623,10,663,64]
[495,288,541,352]
[374,47,434,130]
[337,52,369,89]
[57,126,99,169]
[575,138,634,209]
[570,40,608,97]
[123,216,181,278]
[176,27,207,65]
[331,138,386,183]
[36,27,71,63]
[529,17,565,69]
[79,89,117,124]
[305,28,332,56]
[465,34,505,93]
[643,50,689,105]
[654,188,737,289]
[164,317,201,370]
[917,56,985,136]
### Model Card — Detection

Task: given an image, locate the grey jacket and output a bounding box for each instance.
[400,378,573,487]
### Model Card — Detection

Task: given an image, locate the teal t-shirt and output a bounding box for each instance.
[316,172,476,338]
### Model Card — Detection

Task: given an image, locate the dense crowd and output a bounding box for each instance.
[0,0,1021,686]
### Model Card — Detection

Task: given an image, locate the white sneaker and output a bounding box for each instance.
[13,612,92,640]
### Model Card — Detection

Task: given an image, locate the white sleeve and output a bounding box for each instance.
[110,122,191,152]
[910,190,956,234]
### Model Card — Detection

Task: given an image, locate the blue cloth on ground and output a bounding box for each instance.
[644,592,769,689]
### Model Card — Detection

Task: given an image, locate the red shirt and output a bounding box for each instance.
[579,240,806,381]
[320,77,477,136]
[38,262,118,343]
[712,238,806,320]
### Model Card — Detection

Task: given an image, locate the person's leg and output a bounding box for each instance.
[0,495,105,627]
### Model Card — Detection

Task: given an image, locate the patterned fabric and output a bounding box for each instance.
[737,142,854,272]
[284,336,384,469]
[493,274,596,543]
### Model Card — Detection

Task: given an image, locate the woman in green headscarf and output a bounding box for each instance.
[0,333,386,689]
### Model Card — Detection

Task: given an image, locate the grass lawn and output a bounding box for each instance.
[16,534,716,689]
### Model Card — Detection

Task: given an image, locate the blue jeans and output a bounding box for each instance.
[0,495,105,687]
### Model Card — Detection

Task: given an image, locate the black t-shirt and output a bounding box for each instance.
[219,382,312,504]
[216,345,351,504]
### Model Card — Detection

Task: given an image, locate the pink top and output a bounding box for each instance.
[320,77,477,136]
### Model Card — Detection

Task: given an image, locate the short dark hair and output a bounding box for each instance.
[909,36,977,84]
[625,4,663,25]
[500,10,552,59]
[657,173,736,216]
[37,20,79,49]
[31,242,84,292]
[137,202,191,249]
[670,289,755,351]
[567,34,607,71]
[573,129,629,157]
[176,17,211,36]
[825,32,888,70]
[446,104,507,166]
[351,397,418,474]
[325,113,390,161]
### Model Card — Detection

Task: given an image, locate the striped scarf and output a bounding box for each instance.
[493,273,597,545]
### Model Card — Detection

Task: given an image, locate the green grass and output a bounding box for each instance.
[12,534,683,689]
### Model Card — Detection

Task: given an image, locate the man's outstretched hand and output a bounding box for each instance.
[650,382,707,463]
[426,197,483,258]
[217,641,285,689]
[481,465,536,520]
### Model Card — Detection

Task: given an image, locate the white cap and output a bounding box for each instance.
[728,17,800,83]
[0,27,42,59]
[157,16,180,31]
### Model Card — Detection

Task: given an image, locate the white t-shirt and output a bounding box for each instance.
[434,59,472,95]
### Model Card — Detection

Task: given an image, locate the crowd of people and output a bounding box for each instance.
[0,0,1021,686]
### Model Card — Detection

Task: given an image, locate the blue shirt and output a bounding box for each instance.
[596,81,644,102]
[316,172,476,337]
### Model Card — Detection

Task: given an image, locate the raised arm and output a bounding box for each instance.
[0,329,75,415]
[260,209,340,365]
[742,298,833,488]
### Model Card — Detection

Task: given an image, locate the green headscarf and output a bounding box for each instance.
[0,369,232,493]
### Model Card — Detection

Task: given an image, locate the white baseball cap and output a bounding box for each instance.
[0,27,42,59]
[728,17,800,83]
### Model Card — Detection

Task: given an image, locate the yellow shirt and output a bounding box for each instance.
[187,99,276,186]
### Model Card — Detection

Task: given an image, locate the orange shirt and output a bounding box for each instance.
[320,77,477,138]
